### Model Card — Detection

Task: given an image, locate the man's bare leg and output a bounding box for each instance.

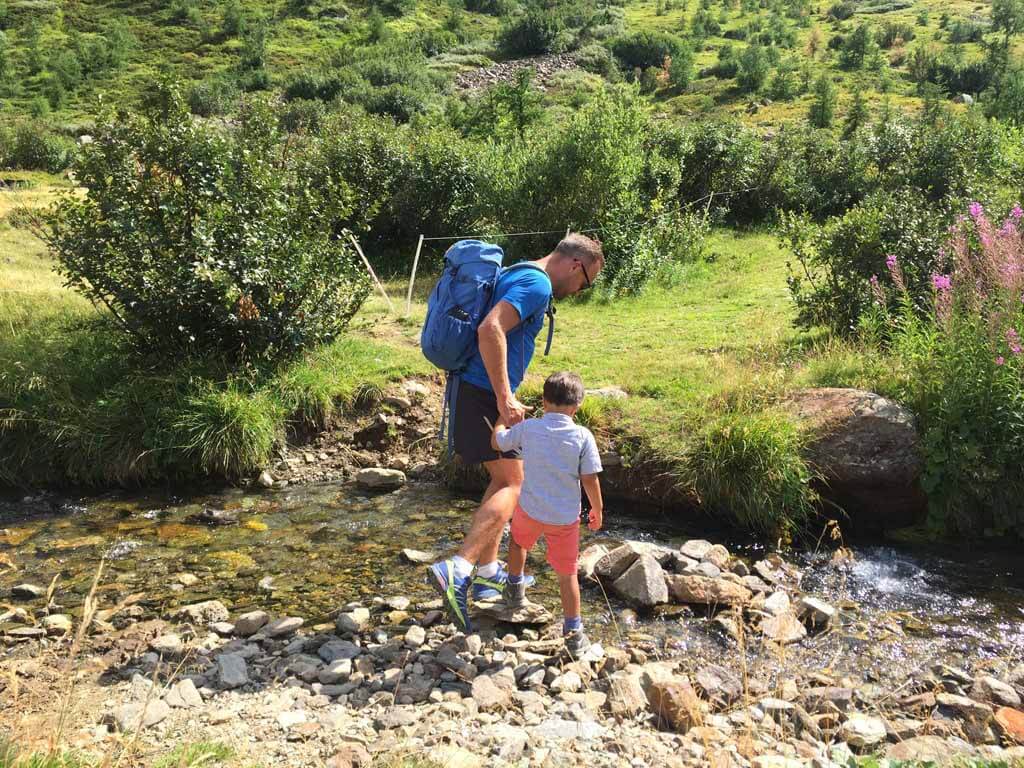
[458,457,522,565]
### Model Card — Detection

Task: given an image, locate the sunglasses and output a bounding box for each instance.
[577,259,592,291]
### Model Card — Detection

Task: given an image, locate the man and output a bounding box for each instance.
[428,233,605,632]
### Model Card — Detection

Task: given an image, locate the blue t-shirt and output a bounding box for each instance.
[461,265,552,394]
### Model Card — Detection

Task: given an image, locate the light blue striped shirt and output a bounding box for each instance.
[495,412,602,525]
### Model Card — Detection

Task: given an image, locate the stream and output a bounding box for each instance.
[3,481,1024,687]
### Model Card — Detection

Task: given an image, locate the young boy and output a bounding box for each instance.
[490,371,604,653]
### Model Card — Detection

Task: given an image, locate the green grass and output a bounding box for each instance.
[0,740,233,768]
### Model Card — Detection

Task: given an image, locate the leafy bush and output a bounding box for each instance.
[40,82,370,362]
[877,20,914,48]
[188,77,240,116]
[611,31,682,71]
[871,203,1024,538]
[0,121,75,172]
[985,67,1024,125]
[736,43,770,92]
[782,189,948,332]
[576,42,620,79]
[947,19,986,43]
[499,2,576,56]
[827,0,855,20]
[807,73,836,127]
[464,0,516,14]
[710,43,740,78]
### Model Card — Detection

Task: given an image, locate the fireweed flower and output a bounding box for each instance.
[1012,204,1023,221]
[969,202,984,219]
[996,356,1006,366]
[885,254,897,270]
[932,274,952,291]
[1008,328,1023,356]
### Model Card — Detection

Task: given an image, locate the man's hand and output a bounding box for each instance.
[587,506,603,531]
[499,393,531,426]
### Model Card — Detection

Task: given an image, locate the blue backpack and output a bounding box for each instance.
[420,240,555,449]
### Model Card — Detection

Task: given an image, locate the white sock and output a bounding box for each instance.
[452,556,473,579]
[476,561,499,579]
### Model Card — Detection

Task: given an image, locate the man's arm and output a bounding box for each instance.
[478,301,530,426]
[581,474,603,531]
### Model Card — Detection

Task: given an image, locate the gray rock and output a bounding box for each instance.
[265,616,303,638]
[763,591,791,616]
[190,507,240,525]
[400,549,435,565]
[612,554,668,608]
[150,633,184,657]
[217,654,249,689]
[533,717,606,741]
[694,665,743,706]
[173,600,229,625]
[702,544,731,569]
[761,611,807,644]
[234,610,269,636]
[277,710,307,730]
[402,380,430,397]
[258,471,275,488]
[971,676,1022,708]
[210,622,235,637]
[804,686,854,713]
[11,584,46,600]
[578,543,610,580]
[336,608,371,634]
[472,674,513,711]
[936,692,994,721]
[839,714,887,748]
[586,386,628,399]
[404,625,426,648]
[606,674,648,718]
[664,574,752,606]
[594,545,641,582]
[319,659,352,685]
[114,699,170,731]
[41,614,72,634]
[787,388,925,530]
[550,670,583,693]
[165,679,203,709]
[680,540,714,560]
[885,735,974,763]
[693,561,722,579]
[355,468,406,491]
[797,597,836,630]
[474,598,553,625]
[319,640,361,662]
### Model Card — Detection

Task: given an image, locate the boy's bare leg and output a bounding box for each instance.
[507,539,527,576]
[557,572,581,622]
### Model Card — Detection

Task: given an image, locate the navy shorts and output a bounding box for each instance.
[452,380,520,465]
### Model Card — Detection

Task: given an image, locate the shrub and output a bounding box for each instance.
[873,203,1024,538]
[611,30,682,70]
[40,82,370,362]
[710,42,739,78]
[827,1,855,20]
[499,3,573,56]
[985,67,1024,125]
[188,77,240,116]
[736,43,770,92]
[222,0,246,37]
[464,0,515,14]
[575,42,620,79]
[782,189,948,332]
[877,20,914,48]
[2,121,75,172]
[669,46,695,89]
[838,22,878,70]
[947,19,986,44]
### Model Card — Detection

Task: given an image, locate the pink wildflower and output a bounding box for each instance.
[996,356,1006,366]
[1012,203,1023,221]
[1008,328,1023,356]
[931,274,952,291]
[885,254,897,271]
[969,201,984,219]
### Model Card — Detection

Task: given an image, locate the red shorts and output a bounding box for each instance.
[510,505,580,576]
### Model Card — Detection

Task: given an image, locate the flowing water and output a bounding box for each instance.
[2,481,1023,686]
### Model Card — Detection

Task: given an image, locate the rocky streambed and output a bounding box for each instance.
[3,481,1024,767]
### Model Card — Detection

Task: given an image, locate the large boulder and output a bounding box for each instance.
[611,554,668,608]
[787,388,925,531]
[647,679,702,733]
[664,574,752,606]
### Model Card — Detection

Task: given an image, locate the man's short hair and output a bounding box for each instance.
[554,233,604,269]
[543,371,585,407]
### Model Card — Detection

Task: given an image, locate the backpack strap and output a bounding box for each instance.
[503,261,556,356]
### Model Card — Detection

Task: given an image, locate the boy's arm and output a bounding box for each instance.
[489,419,506,452]
[581,474,604,531]
[492,420,524,453]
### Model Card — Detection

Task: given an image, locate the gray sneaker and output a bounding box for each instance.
[504,578,527,608]
[563,629,591,656]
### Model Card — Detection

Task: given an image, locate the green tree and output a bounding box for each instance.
[807,73,836,127]
[842,86,868,137]
[985,66,1024,124]
[222,0,246,38]
[992,0,1024,42]
[0,31,8,82]
[737,43,769,92]
[240,19,268,70]
[838,22,877,70]
[669,44,694,89]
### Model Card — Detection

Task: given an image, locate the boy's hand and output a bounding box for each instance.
[587,506,603,531]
